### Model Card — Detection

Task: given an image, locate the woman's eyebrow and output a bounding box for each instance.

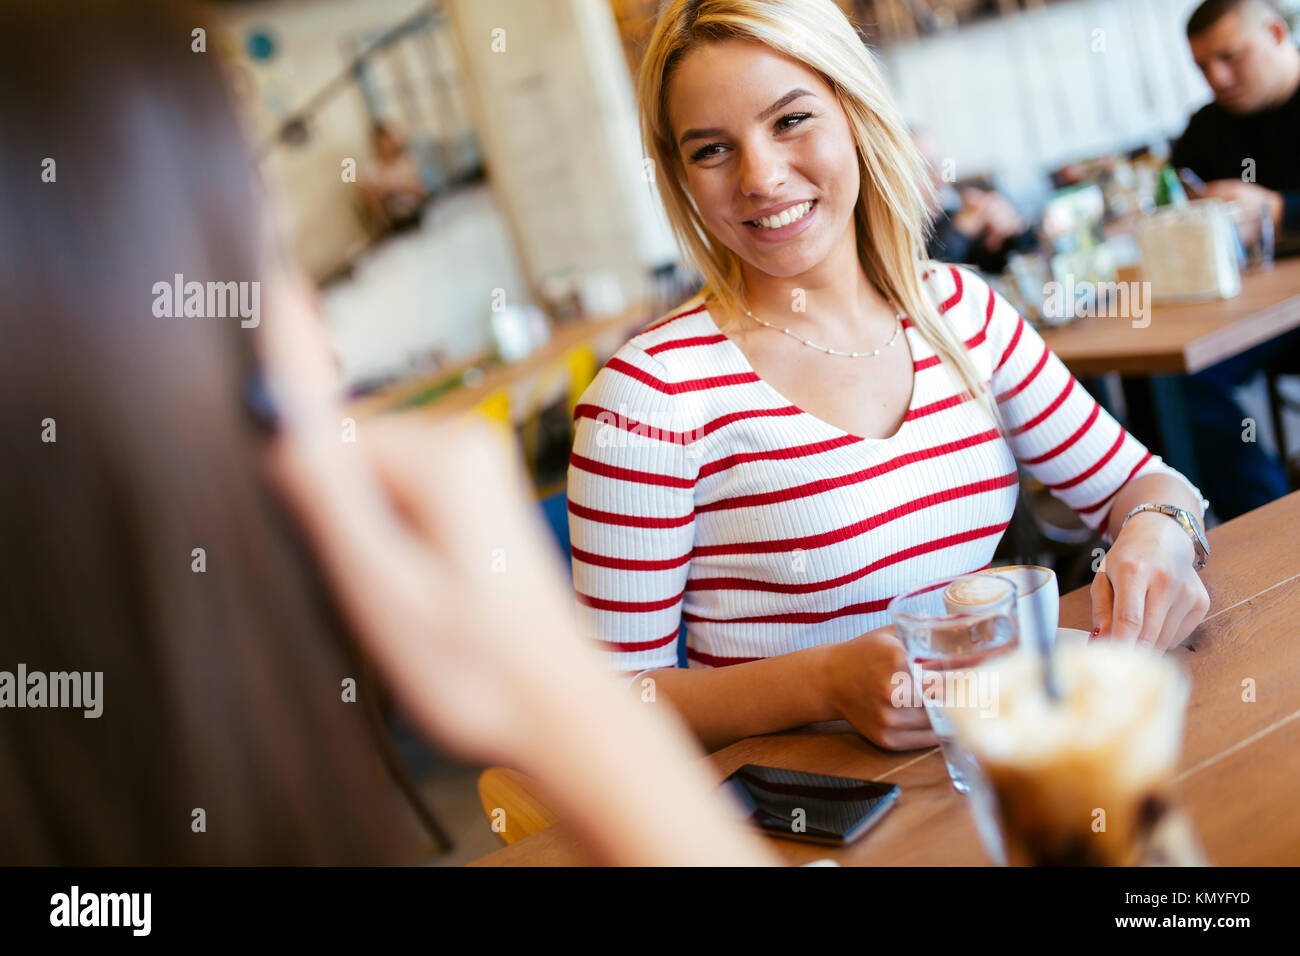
[677,88,815,146]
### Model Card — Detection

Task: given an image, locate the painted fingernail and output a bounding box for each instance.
[1089,627,1101,639]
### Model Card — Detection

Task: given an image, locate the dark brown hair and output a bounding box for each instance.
[1187,0,1281,37]
[0,0,411,864]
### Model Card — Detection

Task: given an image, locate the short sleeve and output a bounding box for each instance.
[568,343,698,675]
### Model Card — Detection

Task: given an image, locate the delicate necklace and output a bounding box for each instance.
[743,305,905,358]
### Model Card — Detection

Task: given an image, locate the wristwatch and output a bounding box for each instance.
[1120,503,1210,571]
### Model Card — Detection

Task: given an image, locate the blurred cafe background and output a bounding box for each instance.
[206,0,1300,862]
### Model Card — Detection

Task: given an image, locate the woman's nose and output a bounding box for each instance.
[738,143,787,198]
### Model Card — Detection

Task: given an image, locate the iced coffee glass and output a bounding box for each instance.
[949,640,1191,866]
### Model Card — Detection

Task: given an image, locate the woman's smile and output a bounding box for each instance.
[743,198,818,242]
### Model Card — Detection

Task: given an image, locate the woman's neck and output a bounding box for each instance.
[734,232,894,340]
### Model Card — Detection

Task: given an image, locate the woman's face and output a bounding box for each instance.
[666,38,860,280]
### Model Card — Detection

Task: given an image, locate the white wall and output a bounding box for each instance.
[322,185,525,387]
[219,0,433,278]
[883,0,1207,212]
[447,0,679,305]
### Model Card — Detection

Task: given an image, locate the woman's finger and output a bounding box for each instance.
[1107,561,1148,644]
[1153,592,1188,652]
[1138,576,1176,648]
[1090,570,1113,636]
[883,701,933,728]
[1165,580,1211,651]
[878,728,940,751]
[1170,603,1205,651]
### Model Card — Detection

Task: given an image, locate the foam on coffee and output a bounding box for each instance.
[942,575,1012,612]
[949,641,1188,866]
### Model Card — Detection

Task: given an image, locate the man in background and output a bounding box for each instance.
[1172,0,1300,520]
[1173,0,1300,243]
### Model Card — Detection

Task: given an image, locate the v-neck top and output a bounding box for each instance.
[567,264,1204,672]
[705,300,919,445]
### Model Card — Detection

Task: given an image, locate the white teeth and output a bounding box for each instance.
[753,201,813,230]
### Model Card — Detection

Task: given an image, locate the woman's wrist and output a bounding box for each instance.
[1113,509,1197,566]
[811,640,848,723]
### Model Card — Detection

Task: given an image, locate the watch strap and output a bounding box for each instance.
[1120,503,1210,570]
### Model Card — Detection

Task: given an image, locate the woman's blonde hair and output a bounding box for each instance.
[638,0,997,423]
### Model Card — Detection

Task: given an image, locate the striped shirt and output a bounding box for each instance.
[568,264,1203,673]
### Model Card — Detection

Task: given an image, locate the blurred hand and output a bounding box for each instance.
[1090,513,1210,653]
[822,627,938,751]
[953,188,1024,252]
[257,269,597,766]
[978,192,1025,250]
[254,270,780,868]
[1200,180,1283,242]
[951,188,990,239]
[277,416,597,764]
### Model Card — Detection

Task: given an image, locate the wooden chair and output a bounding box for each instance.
[477,768,560,845]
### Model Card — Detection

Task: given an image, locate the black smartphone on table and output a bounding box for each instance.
[721,764,900,847]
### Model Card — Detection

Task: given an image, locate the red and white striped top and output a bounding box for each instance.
[568,264,1203,674]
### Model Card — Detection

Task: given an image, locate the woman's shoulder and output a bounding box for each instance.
[614,295,735,374]
[626,294,719,355]
[580,295,720,406]
[917,261,1003,338]
[919,261,992,314]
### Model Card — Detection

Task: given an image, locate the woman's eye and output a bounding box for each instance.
[690,143,726,163]
[688,113,813,163]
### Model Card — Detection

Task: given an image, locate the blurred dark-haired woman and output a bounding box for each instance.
[0,0,772,866]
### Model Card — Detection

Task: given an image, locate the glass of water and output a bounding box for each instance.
[888,573,1020,793]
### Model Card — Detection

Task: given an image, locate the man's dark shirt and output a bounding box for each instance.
[1171,68,1300,234]
[927,207,1037,276]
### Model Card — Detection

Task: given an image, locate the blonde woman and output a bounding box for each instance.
[569,0,1212,753]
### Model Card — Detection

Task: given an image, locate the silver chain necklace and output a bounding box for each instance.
[743,306,905,358]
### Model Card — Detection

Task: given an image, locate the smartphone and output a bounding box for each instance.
[721,764,900,847]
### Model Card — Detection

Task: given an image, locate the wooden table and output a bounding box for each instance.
[349,303,654,424]
[471,490,1300,866]
[1039,258,1300,378]
[1038,259,1300,487]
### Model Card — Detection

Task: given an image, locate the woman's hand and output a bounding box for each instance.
[1091,512,1210,652]
[256,271,778,865]
[821,627,938,751]
[256,269,621,765]
[271,410,596,766]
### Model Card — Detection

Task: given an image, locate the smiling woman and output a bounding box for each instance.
[568,0,1213,755]
[638,0,996,422]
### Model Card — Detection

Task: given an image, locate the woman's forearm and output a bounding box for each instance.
[634,644,839,753]
[516,665,778,866]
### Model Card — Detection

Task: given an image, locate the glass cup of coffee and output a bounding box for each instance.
[972,565,1058,653]
[948,640,1192,865]
[889,573,1021,793]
